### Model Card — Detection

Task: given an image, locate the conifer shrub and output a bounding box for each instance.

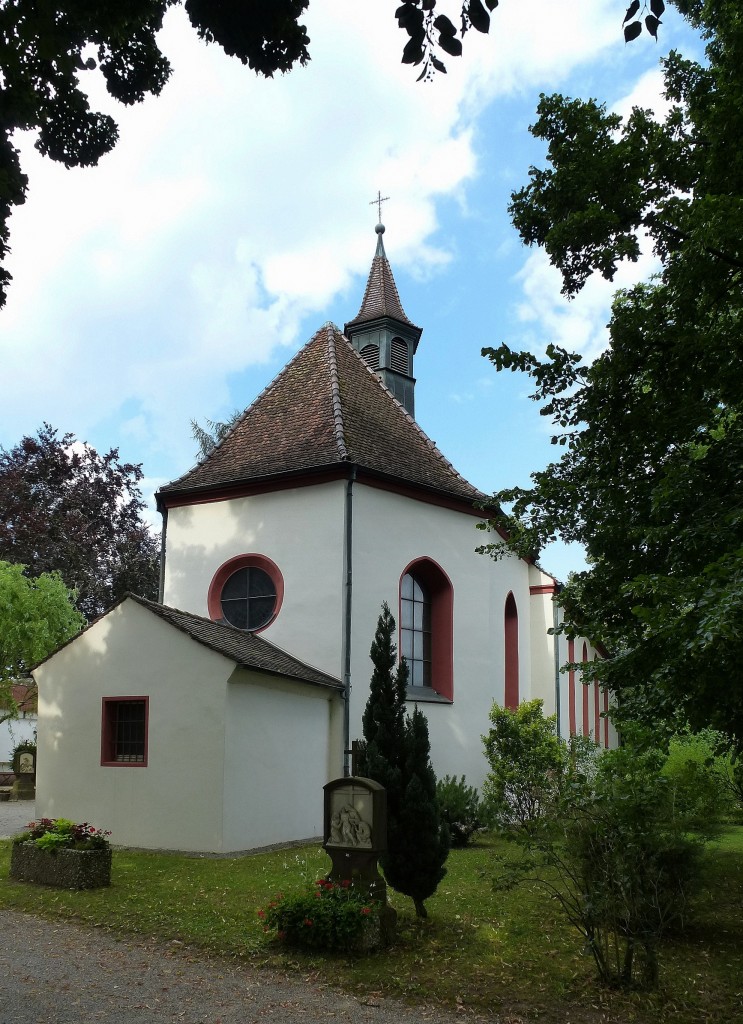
[357,603,449,918]
[436,775,482,846]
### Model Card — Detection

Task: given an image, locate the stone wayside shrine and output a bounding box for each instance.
[323,776,396,946]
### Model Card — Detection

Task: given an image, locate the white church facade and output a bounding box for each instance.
[33,226,613,853]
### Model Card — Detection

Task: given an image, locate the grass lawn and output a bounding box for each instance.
[0,828,741,1024]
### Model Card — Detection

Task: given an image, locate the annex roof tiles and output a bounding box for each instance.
[133,596,343,690]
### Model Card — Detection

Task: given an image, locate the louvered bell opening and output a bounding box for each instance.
[390,337,409,374]
[360,343,380,370]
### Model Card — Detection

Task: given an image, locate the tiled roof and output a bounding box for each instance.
[158,325,484,505]
[344,226,418,330]
[132,596,343,690]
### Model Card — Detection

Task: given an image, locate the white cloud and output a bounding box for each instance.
[0,0,637,479]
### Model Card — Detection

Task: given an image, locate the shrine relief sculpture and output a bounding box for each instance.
[327,804,373,849]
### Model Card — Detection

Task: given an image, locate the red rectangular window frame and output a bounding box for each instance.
[101,697,149,767]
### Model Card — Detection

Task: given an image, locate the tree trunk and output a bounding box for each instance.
[414,898,428,919]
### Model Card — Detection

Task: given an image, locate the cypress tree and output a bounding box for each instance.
[359,603,449,917]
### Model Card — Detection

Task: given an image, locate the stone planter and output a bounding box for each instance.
[10,843,112,889]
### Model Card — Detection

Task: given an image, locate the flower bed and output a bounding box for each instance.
[259,878,393,952]
[10,818,112,889]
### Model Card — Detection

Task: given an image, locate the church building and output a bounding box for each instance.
[33,225,612,853]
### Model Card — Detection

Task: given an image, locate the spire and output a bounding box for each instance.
[344,222,423,417]
[346,222,417,329]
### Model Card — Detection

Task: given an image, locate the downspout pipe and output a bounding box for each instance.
[342,466,356,776]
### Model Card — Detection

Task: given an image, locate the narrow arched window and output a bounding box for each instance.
[582,642,590,737]
[568,638,576,735]
[401,572,431,687]
[504,593,519,710]
[399,558,454,700]
[593,655,601,744]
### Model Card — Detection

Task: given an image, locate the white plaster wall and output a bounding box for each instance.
[348,483,534,792]
[223,672,341,852]
[0,714,37,767]
[34,600,230,852]
[164,483,346,680]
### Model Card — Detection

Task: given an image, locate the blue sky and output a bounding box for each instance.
[0,1,702,581]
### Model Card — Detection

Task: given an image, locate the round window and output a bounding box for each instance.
[220,566,277,630]
[207,554,283,633]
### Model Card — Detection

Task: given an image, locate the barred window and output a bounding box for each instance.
[102,697,148,766]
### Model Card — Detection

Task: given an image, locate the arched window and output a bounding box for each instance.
[568,638,576,735]
[399,558,453,700]
[504,593,519,710]
[207,554,284,633]
[581,642,590,737]
[593,656,601,743]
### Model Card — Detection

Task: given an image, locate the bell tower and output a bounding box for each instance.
[344,222,422,418]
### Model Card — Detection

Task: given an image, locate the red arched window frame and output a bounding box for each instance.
[399,557,453,701]
[207,553,284,633]
[581,642,590,737]
[504,593,519,711]
[568,638,576,735]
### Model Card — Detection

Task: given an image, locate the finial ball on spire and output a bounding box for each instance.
[376,222,385,235]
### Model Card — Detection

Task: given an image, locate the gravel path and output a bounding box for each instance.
[0,910,497,1024]
[0,799,35,838]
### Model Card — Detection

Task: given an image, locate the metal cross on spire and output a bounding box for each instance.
[369,190,390,223]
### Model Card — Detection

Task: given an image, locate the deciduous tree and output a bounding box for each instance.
[0,424,160,620]
[0,560,84,723]
[480,0,743,744]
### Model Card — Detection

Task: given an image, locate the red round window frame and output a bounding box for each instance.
[207,554,284,633]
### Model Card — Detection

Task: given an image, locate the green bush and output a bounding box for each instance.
[482,699,568,832]
[260,879,375,951]
[436,775,482,846]
[495,746,705,989]
[661,729,737,830]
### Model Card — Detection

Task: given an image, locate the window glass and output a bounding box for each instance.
[221,567,277,630]
[401,571,431,687]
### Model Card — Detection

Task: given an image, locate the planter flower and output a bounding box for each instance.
[10,818,112,889]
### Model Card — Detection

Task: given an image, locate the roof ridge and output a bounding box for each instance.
[341,335,486,499]
[159,329,328,492]
[324,324,349,461]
